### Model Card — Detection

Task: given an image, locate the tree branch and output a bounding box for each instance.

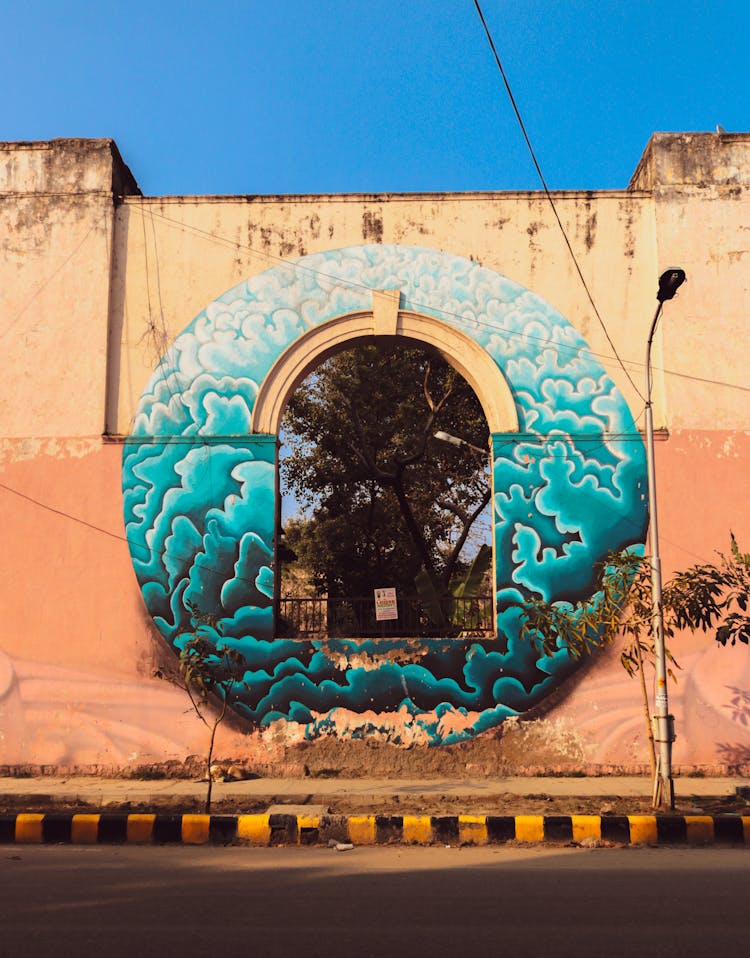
[345,400,397,482]
[441,485,491,588]
[391,477,439,579]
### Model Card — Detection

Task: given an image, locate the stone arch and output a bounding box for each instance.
[251,303,519,435]
[123,244,648,743]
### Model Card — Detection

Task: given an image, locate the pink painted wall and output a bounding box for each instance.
[1,135,749,773]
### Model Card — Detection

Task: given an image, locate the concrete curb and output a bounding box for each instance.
[2,812,749,846]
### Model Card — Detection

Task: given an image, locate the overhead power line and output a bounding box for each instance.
[471,0,644,401]
[1,193,746,400]
[0,467,716,570]
[2,196,745,399]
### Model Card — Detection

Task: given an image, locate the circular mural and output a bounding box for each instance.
[123,245,647,744]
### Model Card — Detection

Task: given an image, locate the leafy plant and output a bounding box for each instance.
[415,542,492,633]
[669,533,750,647]
[156,601,247,813]
[518,550,675,779]
[516,536,749,779]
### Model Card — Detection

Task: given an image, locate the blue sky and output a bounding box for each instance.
[4,1,748,196]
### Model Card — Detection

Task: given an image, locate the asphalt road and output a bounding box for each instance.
[1,845,748,958]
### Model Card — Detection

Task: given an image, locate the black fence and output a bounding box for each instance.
[277,595,494,639]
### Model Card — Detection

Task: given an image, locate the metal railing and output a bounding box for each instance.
[277,595,494,639]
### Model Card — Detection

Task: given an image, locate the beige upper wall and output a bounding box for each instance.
[0,140,139,440]
[111,189,658,434]
[2,134,748,440]
[0,138,139,196]
[640,134,750,431]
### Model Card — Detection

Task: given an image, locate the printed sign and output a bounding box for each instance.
[374,587,398,621]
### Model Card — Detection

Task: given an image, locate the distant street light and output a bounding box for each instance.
[434,430,488,456]
[645,267,686,810]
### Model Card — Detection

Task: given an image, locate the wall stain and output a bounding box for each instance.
[619,200,636,260]
[584,209,597,252]
[362,210,384,243]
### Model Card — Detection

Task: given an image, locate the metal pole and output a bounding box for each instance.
[644,303,675,809]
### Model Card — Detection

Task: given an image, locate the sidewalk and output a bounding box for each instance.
[1,775,748,847]
[0,774,746,806]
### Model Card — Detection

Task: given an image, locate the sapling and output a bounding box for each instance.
[156,602,246,813]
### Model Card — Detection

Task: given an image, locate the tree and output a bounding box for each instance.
[518,536,750,780]
[280,342,491,601]
[519,550,678,780]
[669,533,750,647]
[155,601,246,813]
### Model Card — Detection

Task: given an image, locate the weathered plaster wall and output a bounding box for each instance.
[1,135,748,772]
[110,188,656,435]
[640,133,750,433]
[1,139,138,439]
[0,140,146,668]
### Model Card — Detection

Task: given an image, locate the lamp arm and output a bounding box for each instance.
[645,301,663,409]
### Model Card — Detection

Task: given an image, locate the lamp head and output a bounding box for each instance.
[657,268,687,303]
[434,430,462,447]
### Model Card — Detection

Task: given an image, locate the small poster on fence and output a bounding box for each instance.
[374,587,398,621]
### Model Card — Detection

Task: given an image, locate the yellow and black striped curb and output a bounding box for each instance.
[2,813,750,846]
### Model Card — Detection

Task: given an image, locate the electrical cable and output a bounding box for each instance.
[128,204,641,380]
[3,195,738,399]
[137,205,181,416]
[0,478,250,586]
[0,459,718,570]
[125,202,750,397]
[471,0,644,401]
[0,222,98,341]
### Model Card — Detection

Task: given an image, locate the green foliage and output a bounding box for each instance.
[668,533,750,647]
[516,538,748,776]
[158,602,247,813]
[280,342,491,598]
[518,551,673,670]
[177,602,245,704]
[283,505,417,598]
[518,539,750,665]
[178,635,244,707]
[452,544,493,599]
[415,543,493,632]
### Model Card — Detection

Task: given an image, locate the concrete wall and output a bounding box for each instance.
[1,134,748,772]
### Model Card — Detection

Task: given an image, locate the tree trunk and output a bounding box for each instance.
[634,640,657,779]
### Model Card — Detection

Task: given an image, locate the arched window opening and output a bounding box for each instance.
[275,338,494,639]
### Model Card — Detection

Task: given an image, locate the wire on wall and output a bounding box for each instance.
[125,203,750,398]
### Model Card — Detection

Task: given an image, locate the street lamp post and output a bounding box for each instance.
[645,267,686,810]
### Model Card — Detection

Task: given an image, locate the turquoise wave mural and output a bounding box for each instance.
[122,245,647,743]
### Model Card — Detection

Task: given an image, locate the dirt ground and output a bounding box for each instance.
[1,790,748,818]
[270,718,612,778]
[2,723,748,817]
[257,723,748,781]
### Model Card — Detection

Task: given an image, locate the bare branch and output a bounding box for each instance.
[423,361,436,412]
[442,485,491,586]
